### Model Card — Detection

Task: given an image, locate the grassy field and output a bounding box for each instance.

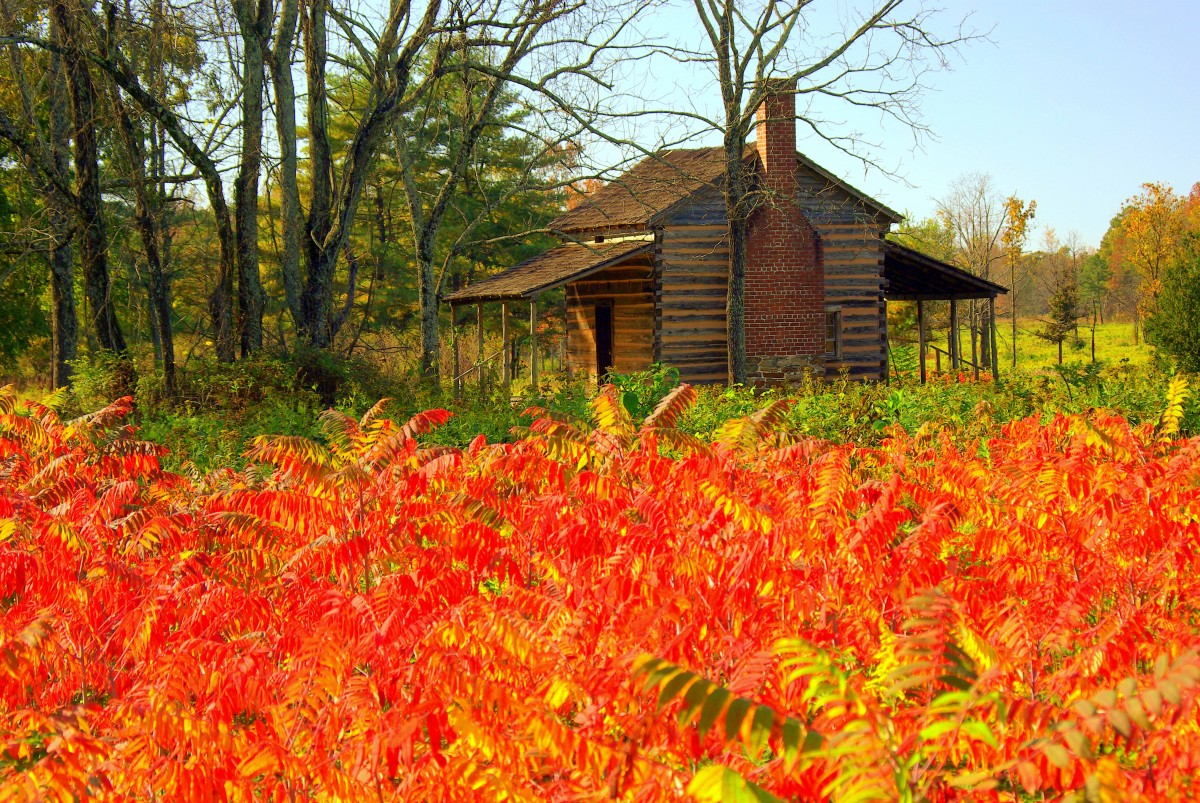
[938,318,1153,373]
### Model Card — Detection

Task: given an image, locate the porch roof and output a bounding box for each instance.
[883,242,1008,300]
[445,240,653,305]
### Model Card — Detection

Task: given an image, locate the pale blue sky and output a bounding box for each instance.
[616,1,1200,247]
[870,0,1200,246]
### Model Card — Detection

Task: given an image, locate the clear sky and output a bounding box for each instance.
[865,0,1200,247]
[618,0,1200,247]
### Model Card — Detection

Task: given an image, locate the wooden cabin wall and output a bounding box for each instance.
[565,256,655,379]
[657,187,730,384]
[796,168,888,380]
[817,222,886,380]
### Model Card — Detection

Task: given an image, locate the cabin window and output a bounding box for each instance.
[824,307,841,358]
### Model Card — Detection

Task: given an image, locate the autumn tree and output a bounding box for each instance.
[1120,182,1187,327]
[1001,194,1035,369]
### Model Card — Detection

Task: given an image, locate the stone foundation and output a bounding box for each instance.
[747,354,824,385]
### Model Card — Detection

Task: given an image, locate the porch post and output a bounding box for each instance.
[501,302,511,391]
[949,299,960,369]
[971,300,979,381]
[451,305,461,398]
[476,303,485,389]
[529,297,539,394]
[917,299,927,385]
[562,293,570,378]
[989,296,1000,380]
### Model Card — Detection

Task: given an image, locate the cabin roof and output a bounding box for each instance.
[550,146,901,233]
[550,148,730,232]
[445,240,654,304]
[883,242,1009,300]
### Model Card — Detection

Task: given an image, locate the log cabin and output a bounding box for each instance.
[445,83,1007,388]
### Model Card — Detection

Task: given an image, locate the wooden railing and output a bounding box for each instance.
[929,344,983,380]
[453,347,506,396]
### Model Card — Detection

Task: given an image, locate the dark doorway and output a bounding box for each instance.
[595,303,614,381]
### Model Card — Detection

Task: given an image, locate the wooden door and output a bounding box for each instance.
[595,303,614,381]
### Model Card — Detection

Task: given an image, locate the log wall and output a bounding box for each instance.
[565,255,655,380]
[796,166,890,381]
[657,186,731,384]
[559,166,893,385]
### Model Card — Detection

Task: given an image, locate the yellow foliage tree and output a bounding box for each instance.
[1001,195,1036,369]
[1120,182,1187,323]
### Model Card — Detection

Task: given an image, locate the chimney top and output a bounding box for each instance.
[755,78,798,182]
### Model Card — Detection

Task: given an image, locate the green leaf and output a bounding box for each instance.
[621,390,640,419]
[948,769,999,789]
[938,673,975,692]
[1064,729,1095,761]
[781,717,802,770]
[698,686,732,738]
[679,678,716,726]
[686,764,785,803]
[1107,709,1132,739]
[724,697,754,744]
[960,719,998,748]
[919,720,960,742]
[658,669,699,710]
[748,704,774,754]
[1073,699,1097,717]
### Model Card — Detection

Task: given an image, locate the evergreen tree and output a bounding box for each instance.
[1145,234,1200,372]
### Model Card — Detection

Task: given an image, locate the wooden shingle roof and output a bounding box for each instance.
[550,148,730,233]
[445,240,653,304]
[551,145,902,233]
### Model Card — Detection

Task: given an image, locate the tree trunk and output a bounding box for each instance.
[92,4,237,362]
[1091,301,1097,363]
[47,32,77,388]
[300,0,336,348]
[417,234,439,381]
[723,130,750,385]
[269,0,304,329]
[233,0,269,356]
[1010,263,1018,370]
[110,87,175,395]
[54,0,126,356]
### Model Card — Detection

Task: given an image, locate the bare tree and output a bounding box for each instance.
[670,0,976,383]
[937,172,1008,371]
[387,0,651,381]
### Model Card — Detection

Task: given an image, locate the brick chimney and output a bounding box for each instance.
[744,79,824,383]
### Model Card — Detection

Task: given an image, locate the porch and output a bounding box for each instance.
[883,242,1010,383]
[443,239,655,393]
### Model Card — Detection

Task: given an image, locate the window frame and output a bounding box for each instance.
[824,305,842,359]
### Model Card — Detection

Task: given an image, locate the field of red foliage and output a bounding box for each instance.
[2,382,1199,801]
